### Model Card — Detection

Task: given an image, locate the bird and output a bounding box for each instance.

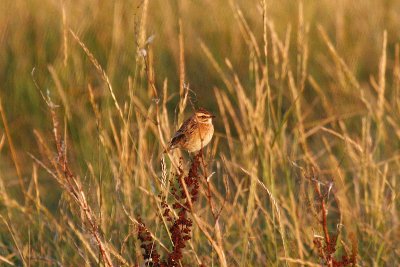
[166,108,215,153]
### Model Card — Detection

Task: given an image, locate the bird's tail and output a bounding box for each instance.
[164,143,172,153]
[156,143,173,160]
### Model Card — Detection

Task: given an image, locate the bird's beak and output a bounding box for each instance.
[211,114,216,118]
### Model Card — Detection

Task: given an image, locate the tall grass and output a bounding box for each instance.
[0,0,399,266]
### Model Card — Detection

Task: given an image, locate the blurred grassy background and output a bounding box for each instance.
[0,0,399,266]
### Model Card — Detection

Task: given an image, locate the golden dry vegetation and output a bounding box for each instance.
[0,0,399,266]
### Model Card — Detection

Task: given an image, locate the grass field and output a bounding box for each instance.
[0,0,399,266]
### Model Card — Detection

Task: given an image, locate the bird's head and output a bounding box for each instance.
[195,108,215,124]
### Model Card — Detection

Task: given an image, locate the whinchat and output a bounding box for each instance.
[167,108,215,153]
